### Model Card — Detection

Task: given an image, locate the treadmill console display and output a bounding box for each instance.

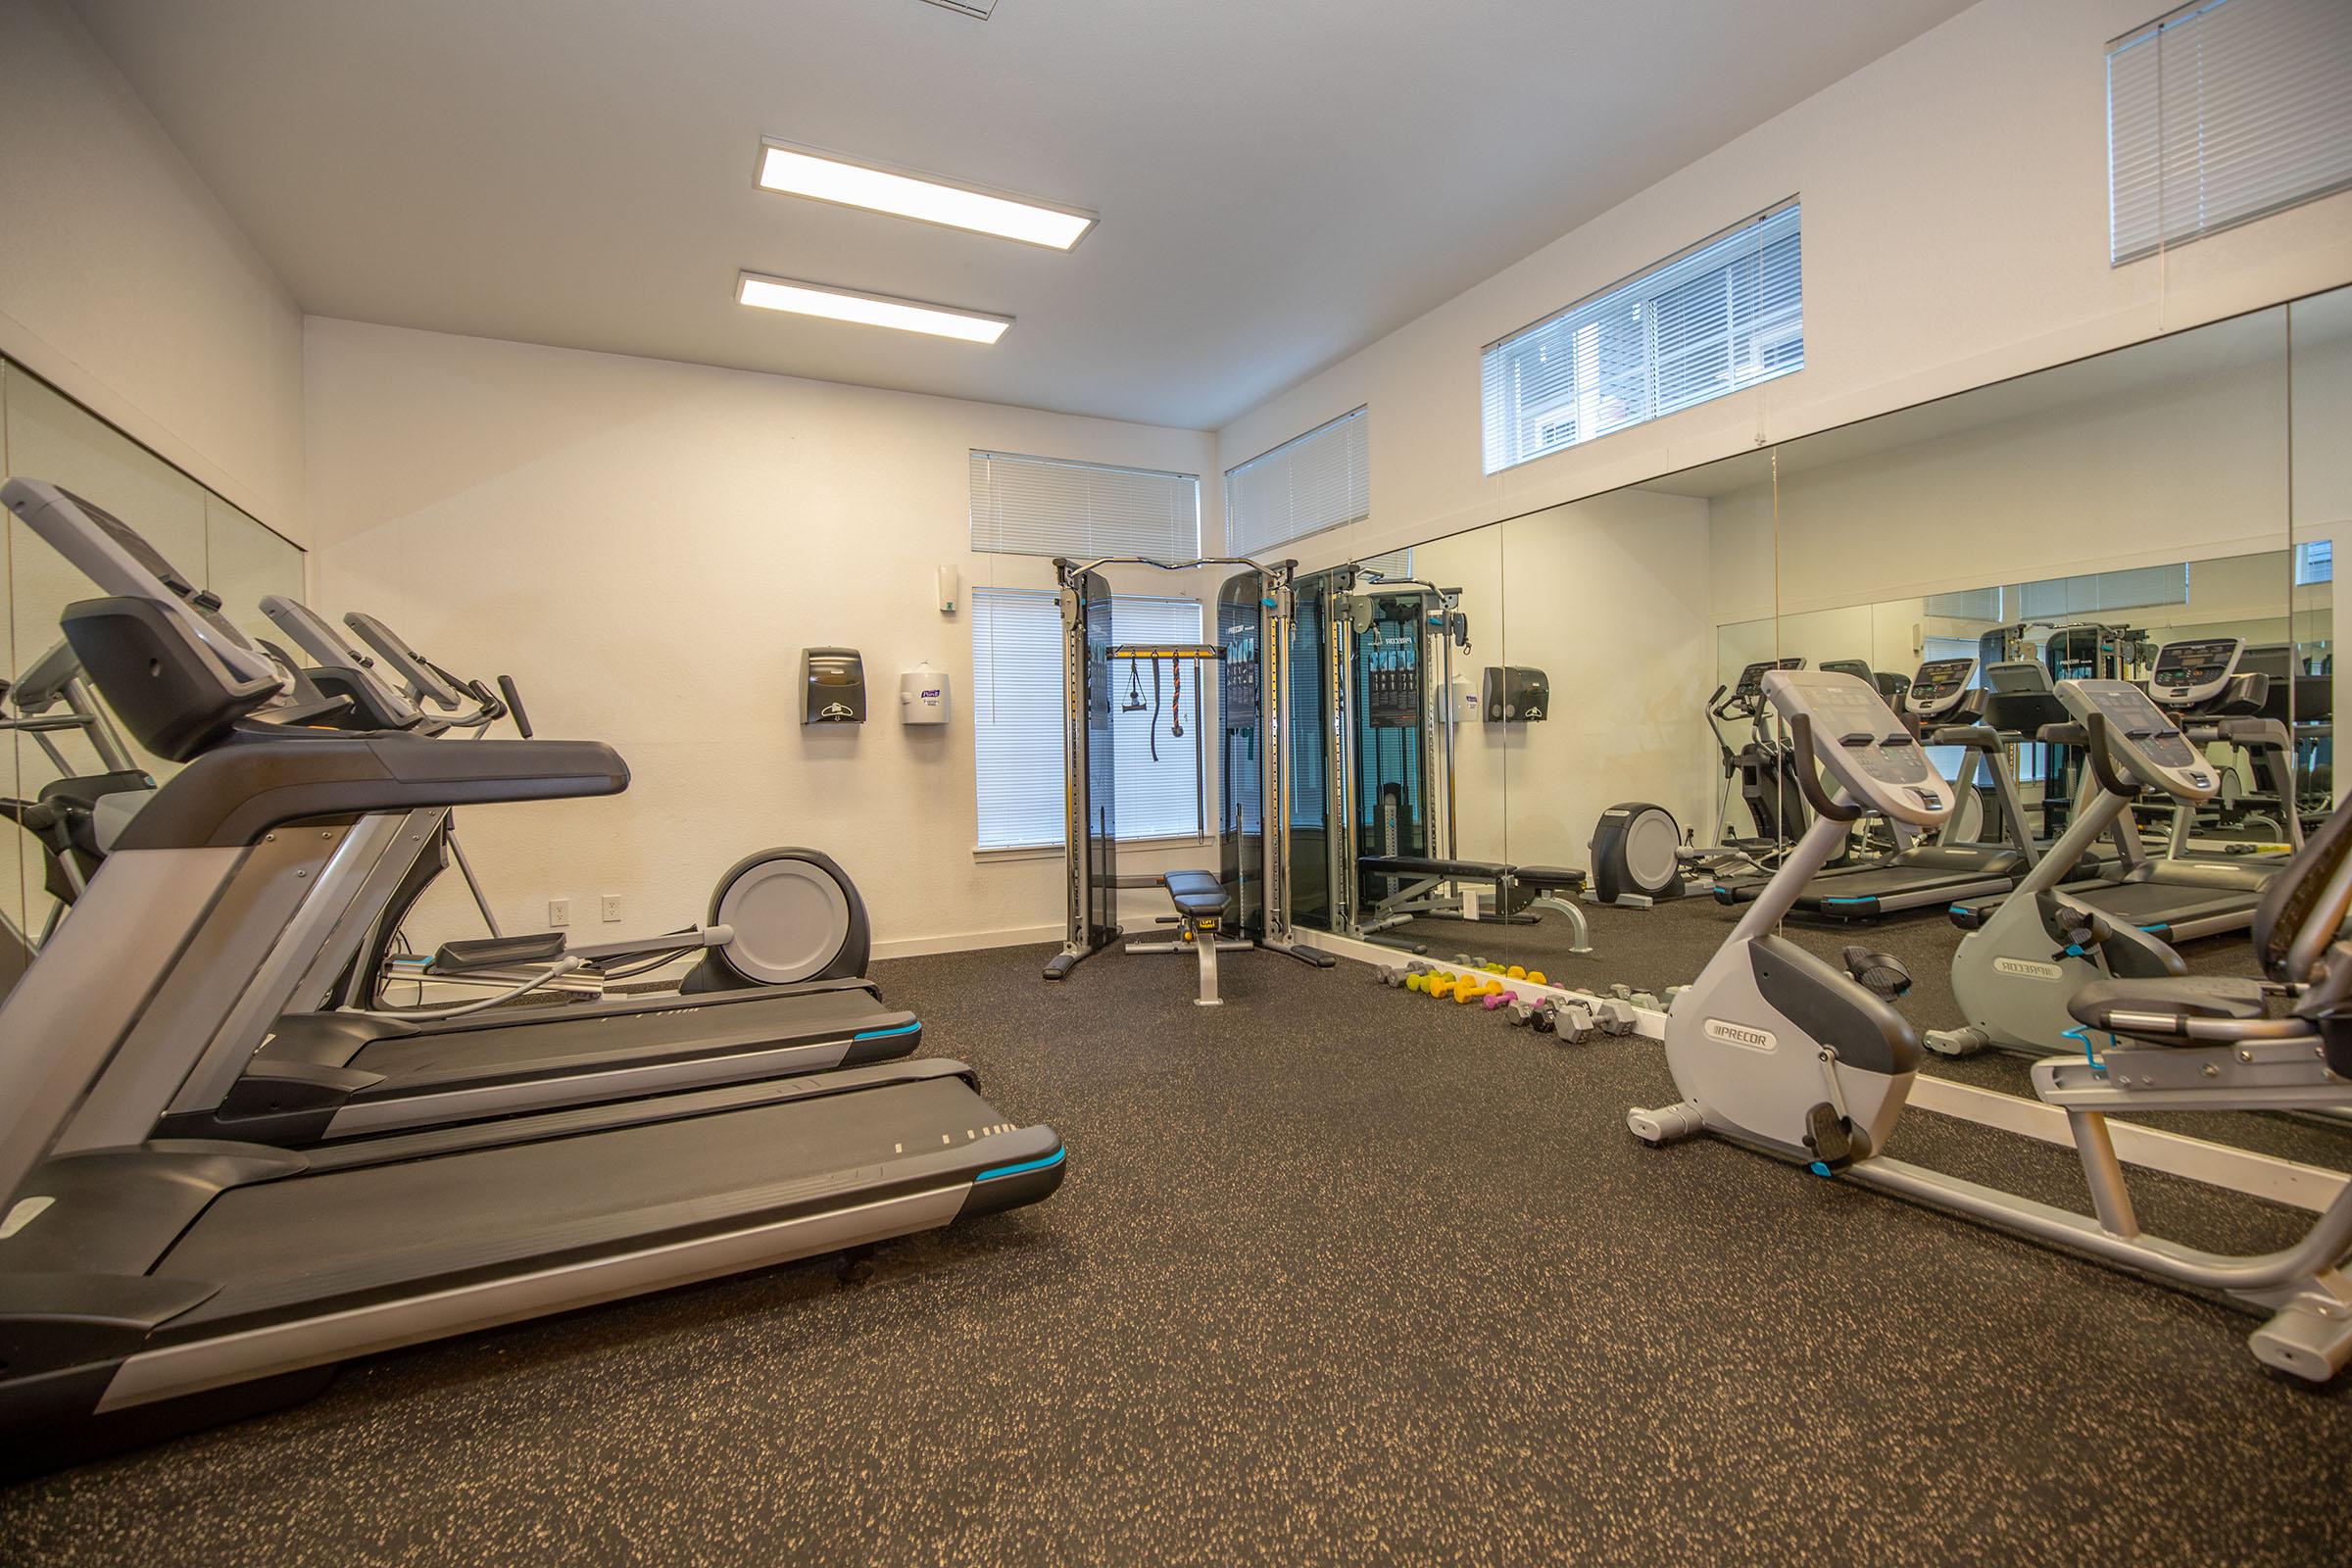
[1764,669,1953,825]
[2147,637,2243,710]
[1733,657,1803,699]
[1904,658,1978,720]
[2060,678,2217,799]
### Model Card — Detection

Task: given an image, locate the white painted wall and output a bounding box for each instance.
[1705,307,2296,623]
[1492,490,1717,868]
[0,0,305,534]
[305,318,1224,956]
[1215,0,2352,563]
[1712,303,2295,629]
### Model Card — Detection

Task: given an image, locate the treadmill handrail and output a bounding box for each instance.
[117,734,629,851]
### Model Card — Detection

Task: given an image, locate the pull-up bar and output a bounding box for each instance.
[1108,644,1225,662]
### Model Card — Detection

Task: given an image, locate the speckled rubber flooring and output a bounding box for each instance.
[3,903,2349,1566]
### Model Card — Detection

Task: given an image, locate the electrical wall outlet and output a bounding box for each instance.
[548,898,570,927]
[601,895,623,923]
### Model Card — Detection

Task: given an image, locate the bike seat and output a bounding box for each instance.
[2067,974,2270,1046]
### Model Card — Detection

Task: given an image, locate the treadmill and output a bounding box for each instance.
[2,482,925,1149]
[1781,658,2043,919]
[0,483,1063,1471]
[1951,638,2276,943]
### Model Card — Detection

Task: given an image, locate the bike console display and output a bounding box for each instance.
[2057,677,2218,801]
[1763,668,1954,826]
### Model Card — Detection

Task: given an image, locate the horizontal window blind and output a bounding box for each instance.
[971,587,1067,850]
[1482,205,1802,474]
[1224,408,1370,556]
[2014,564,2189,619]
[2297,538,2333,586]
[1357,548,1414,582]
[2109,0,2352,264]
[969,451,1200,560]
[971,586,1205,850]
[1924,585,2005,622]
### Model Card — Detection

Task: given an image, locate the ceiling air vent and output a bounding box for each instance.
[916,0,997,17]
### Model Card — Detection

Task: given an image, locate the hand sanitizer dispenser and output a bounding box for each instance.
[900,668,950,724]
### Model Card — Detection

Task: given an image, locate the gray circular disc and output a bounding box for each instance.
[715,857,851,984]
[1624,808,1682,891]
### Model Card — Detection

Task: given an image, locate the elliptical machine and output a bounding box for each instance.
[1631,665,2352,1382]
[1588,659,1811,906]
[259,595,872,1002]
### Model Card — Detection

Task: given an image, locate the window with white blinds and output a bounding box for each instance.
[1481,204,1802,474]
[969,451,1200,560]
[1224,408,1370,556]
[970,587,1206,850]
[2108,0,2352,265]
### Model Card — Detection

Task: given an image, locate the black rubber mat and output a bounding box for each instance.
[2,917,2345,1566]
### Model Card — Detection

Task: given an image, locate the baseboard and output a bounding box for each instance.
[873,924,1062,960]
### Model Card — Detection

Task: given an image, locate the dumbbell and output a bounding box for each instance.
[1593,999,1640,1037]
[1553,1002,1597,1043]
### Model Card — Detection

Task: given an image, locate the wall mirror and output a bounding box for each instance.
[1,360,304,994]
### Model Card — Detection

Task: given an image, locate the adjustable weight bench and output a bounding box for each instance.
[1512,864,1593,955]
[1122,868,1249,1004]
[1357,856,1592,956]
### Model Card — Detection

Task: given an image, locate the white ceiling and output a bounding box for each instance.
[73,0,1976,432]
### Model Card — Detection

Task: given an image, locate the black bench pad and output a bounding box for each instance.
[1360,856,1510,880]
[1162,869,1231,918]
[1514,865,1588,891]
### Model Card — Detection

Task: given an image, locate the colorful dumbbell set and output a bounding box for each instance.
[1371,958,1671,1043]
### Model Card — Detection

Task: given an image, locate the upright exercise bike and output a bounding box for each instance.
[1631,666,2352,1381]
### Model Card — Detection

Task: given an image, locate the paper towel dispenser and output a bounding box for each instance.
[1482,665,1548,722]
[802,648,865,724]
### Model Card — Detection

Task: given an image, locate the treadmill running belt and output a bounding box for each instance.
[155,1074,1047,1335]
[340,986,914,1086]
[2067,878,2262,935]
[1799,863,2013,905]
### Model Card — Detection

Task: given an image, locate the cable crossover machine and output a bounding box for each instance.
[1045,555,1335,1003]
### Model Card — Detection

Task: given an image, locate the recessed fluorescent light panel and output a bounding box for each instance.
[917,0,997,15]
[735,272,1012,345]
[756,140,1096,251]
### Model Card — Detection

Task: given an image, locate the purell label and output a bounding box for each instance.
[1703,1018,1777,1052]
[1993,956,2064,981]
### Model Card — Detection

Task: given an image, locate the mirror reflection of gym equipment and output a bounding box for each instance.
[1297,561,1591,960]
